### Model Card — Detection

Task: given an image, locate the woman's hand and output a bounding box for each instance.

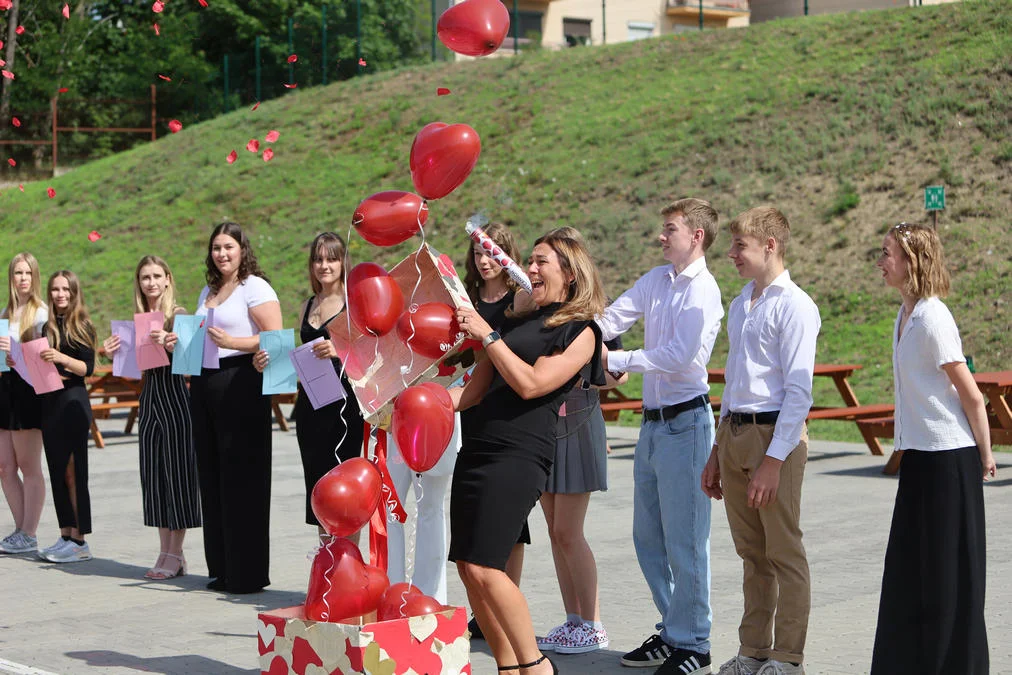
[455,306,493,343]
[0,335,10,353]
[252,349,269,373]
[312,339,337,360]
[207,326,234,351]
[40,348,65,366]
[5,354,14,369]
[103,335,121,356]
[981,446,997,481]
[163,332,179,353]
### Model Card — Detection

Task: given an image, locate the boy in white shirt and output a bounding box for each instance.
[701,206,821,675]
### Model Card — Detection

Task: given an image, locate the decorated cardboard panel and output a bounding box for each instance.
[257,605,471,675]
[329,244,476,427]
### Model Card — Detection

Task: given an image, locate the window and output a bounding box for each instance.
[626,21,655,41]
[563,18,592,47]
[506,10,544,41]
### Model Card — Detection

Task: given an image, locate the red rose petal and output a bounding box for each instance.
[152,1,164,13]
[1,70,13,80]
[358,58,367,67]
[153,22,160,35]
[157,74,171,81]
[437,87,451,96]
[0,59,5,67]
[226,150,238,164]
[250,101,260,111]
[265,130,279,143]
[246,139,259,153]
[62,4,70,18]
[0,1,9,11]
[11,117,20,127]
[168,119,182,133]
[88,231,102,242]
[262,148,274,162]
[287,54,297,64]
[15,26,24,35]
[7,158,15,166]
[198,0,208,5]
[47,187,55,199]
[0,40,4,49]
[283,83,297,89]
[18,184,24,192]
[58,87,69,93]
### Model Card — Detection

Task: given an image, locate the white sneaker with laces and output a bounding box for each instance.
[536,621,575,652]
[555,622,609,654]
[45,541,92,563]
[0,530,37,554]
[0,529,23,552]
[38,537,71,560]
[756,660,803,675]
[717,655,767,675]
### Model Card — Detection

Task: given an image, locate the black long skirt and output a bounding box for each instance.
[41,384,92,534]
[870,446,988,675]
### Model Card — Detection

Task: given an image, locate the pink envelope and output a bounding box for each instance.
[22,337,64,395]
[134,311,170,371]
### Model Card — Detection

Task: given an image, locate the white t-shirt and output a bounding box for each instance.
[892,296,975,452]
[195,276,278,360]
[2,305,48,342]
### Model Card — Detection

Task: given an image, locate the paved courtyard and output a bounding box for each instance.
[1,410,1009,675]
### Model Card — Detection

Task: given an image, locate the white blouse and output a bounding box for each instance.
[2,305,48,342]
[892,296,976,452]
[195,276,278,360]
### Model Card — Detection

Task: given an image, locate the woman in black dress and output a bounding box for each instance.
[256,232,363,541]
[450,228,606,675]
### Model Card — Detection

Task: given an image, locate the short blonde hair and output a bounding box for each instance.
[889,223,950,299]
[661,198,719,251]
[728,206,790,257]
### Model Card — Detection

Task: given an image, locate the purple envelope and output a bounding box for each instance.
[202,308,219,369]
[111,320,142,380]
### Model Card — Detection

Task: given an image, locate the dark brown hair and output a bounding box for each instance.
[204,222,269,293]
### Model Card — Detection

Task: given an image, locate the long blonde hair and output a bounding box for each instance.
[889,223,951,299]
[133,255,180,329]
[5,252,45,342]
[531,227,606,328]
[45,270,97,351]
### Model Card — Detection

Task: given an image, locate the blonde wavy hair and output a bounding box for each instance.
[133,256,181,330]
[530,227,606,328]
[5,252,46,342]
[728,205,791,258]
[45,270,97,351]
[889,223,950,299]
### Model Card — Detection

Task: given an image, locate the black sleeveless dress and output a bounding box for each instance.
[294,298,365,526]
[449,303,604,570]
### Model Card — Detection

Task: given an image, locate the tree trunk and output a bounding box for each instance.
[0,0,20,123]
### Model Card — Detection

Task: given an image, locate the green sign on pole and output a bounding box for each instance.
[925,185,945,211]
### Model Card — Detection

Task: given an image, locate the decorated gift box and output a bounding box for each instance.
[328,243,477,427]
[258,605,470,675]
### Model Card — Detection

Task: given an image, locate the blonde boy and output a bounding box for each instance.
[701,207,821,675]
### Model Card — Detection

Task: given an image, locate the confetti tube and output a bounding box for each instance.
[464,221,532,294]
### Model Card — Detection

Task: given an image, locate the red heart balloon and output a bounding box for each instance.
[327,326,370,381]
[395,302,461,360]
[391,383,455,473]
[353,191,429,247]
[347,262,404,336]
[305,538,389,622]
[311,458,383,537]
[437,0,511,57]
[376,582,425,621]
[409,123,482,201]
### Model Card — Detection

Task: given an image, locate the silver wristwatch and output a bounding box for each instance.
[482,331,501,348]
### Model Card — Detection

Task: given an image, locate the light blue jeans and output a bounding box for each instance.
[633,403,713,653]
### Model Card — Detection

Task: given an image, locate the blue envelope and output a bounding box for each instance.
[171,315,206,377]
[0,319,8,373]
[260,329,298,395]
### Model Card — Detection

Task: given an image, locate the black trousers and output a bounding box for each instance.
[41,384,93,534]
[871,446,989,674]
[189,354,272,593]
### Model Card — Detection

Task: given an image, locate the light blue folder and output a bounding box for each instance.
[260,329,298,395]
[171,315,206,377]
[0,319,8,372]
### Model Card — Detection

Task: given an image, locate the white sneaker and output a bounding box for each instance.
[717,656,767,675]
[555,622,610,654]
[44,541,92,563]
[756,660,803,675]
[0,530,37,554]
[536,621,575,652]
[38,537,71,560]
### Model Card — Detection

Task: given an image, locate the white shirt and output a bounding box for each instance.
[597,257,723,409]
[1,305,48,342]
[721,270,821,461]
[195,276,278,359]
[893,297,975,451]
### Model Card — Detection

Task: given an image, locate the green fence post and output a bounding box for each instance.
[322,4,328,85]
[431,0,437,61]
[356,0,362,75]
[288,17,295,85]
[699,0,704,30]
[602,0,606,45]
[513,0,518,53]
[804,0,809,15]
[223,54,230,112]
[255,35,262,102]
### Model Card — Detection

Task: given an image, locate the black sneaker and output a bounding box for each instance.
[620,634,674,668]
[467,614,484,641]
[656,649,711,675]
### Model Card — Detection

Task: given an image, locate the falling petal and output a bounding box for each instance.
[62,3,69,18]
[168,119,182,133]
[437,87,451,96]
[58,87,69,93]
[358,58,367,66]
[47,187,56,199]
[250,101,260,111]
[157,74,171,81]
[283,83,297,89]
[7,158,15,166]
[262,148,274,162]
[198,0,208,5]
[15,26,24,35]
[226,150,238,164]
[246,139,259,153]
[0,1,8,11]
[0,40,3,48]
[88,231,102,242]
[287,54,297,64]
[153,22,160,35]
[0,59,4,67]
[152,1,164,13]
[11,117,20,127]
[18,184,24,192]
[1,71,14,80]
[265,130,279,143]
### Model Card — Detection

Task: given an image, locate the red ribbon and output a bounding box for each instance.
[364,422,407,574]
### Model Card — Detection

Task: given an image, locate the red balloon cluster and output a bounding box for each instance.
[305,537,389,623]
[410,122,482,201]
[377,582,447,622]
[437,0,511,57]
[391,383,455,473]
[396,302,461,360]
[353,190,428,247]
[347,263,404,337]
[310,458,382,538]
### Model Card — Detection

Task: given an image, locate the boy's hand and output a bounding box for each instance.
[701,445,723,500]
[747,456,783,508]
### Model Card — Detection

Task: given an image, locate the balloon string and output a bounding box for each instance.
[320,539,336,622]
[405,472,423,594]
[367,335,381,413]
[399,211,428,391]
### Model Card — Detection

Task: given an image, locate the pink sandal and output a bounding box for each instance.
[148,553,187,580]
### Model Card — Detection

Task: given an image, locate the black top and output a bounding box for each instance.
[43,316,96,389]
[299,297,357,395]
[462,303,604,461]
[476,290,515,332]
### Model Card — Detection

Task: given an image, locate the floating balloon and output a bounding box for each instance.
[311,458,383,537]
[376,582,425,621]
[347,262,404,336]
[305,537,389,623]
[402,593,447,618]
[409,123,482,201]
[391,383,455,473]
[437,0,511,57]
[353,190,429,247]
[396,302,461,360]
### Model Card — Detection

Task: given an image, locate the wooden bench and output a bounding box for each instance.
[89,399,140,449]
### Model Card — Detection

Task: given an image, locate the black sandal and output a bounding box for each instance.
[498,654,557,673]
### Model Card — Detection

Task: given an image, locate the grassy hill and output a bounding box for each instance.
[1,0,1009,442]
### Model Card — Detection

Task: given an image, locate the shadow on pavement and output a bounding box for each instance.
[66,650,257,674]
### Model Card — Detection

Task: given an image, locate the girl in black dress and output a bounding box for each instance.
[255,232,364,542]
[37,271,97,564]
[102,256,201,579]
[450,228,607,675]
[0,253,48,555]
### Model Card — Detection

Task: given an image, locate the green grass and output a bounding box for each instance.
[1,0,1010,445]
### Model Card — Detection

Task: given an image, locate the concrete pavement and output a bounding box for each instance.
[1,410,1009,674]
